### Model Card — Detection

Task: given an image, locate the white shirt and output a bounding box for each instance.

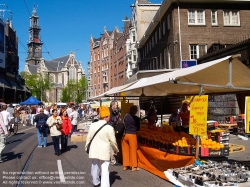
[1,110,11,126]
[66,108,72,116]
[69,111,78,125]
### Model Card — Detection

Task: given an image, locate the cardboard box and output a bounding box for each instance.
[71,132,88,142]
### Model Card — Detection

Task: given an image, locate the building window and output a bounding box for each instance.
[155,32,158,44]
[69,67,76,80]
[167,45,172,69]
[188,10,205,25]
[159,27,161,40]
[223,10,240,26]
[167,14,171,30]
[190,44,207,59]
[211,10,218,25]
[64,72,68,86]
[58,73,62,84]
[132,31,136,42]
[152,36,154,47]
[163,20,166,35]
[132,50,136,62]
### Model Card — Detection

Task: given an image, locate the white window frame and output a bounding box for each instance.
[188,10,206,25]
[189,44,207,59]
[211,10,218,26]
[223,10,240,26]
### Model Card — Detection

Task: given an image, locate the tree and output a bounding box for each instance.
[75,77,88,104]
[60,77,88,104]
[20,71,53,101]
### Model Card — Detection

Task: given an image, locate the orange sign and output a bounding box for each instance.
[189,95,208,136]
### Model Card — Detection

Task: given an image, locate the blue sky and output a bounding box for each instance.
[2,0,161,73]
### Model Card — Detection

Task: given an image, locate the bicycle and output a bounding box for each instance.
[8,117,18,135]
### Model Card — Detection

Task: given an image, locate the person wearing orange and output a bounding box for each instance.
[122,105,140,171]
[177,102,190,133]
[60,110,72,153]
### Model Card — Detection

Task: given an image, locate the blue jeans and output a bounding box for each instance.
[61,135,68,150]
[52,136,60,154]
[37,128,48,146]
[70,125,77,136]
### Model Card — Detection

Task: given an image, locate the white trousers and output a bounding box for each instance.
[91,159,110,187]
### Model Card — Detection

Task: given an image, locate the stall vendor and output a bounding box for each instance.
[177,102,190,133]
[169,108,179,132]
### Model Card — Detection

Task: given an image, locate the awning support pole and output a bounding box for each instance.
[226,57,234,87]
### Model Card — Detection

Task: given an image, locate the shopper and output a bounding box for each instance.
[34,109,49,147]
[0,113,8,163]
[109,100,122,165]
[69,106,78,135]
[122,105,140,171]
[85,106,118,187]
[1,105,10,132]
[60,110,72,152]
[47,109,62,156]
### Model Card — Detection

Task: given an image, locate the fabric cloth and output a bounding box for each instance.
[1,111,10,126]
[85,119,118,161]
[69,111,78,125]
[0,113,8,135]
[66,108,72,116]
[52,136,60,154]
[34,113,49,128]
[137,144,195,180]
[6,107,14,118]
[0,134,5,161]
[124,113,140,134]
[177,110,190,128]
[122,134,138,167]
[91,159,110,187]
[37,128,47,147]
[61,135,68,150]
[61,116,72,136]
[46,116,62,136]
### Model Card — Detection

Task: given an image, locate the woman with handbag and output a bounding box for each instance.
[122,105,140,171]
[47,109,62,156]
[60,110,72,153]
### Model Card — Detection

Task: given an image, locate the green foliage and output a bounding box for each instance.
[60,77,88,104]
[20,71,53,101]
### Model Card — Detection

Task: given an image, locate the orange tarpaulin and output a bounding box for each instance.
[137,144,195,180]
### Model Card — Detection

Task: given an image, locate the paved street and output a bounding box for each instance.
[1,123,250,187]
[0,124,174,187]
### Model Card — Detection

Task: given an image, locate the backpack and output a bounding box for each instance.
[37,117,47,131]
[114,117,125,138]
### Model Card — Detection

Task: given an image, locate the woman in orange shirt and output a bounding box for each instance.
[60,110,72,153]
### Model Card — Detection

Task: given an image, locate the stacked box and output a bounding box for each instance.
[168,145,177,154]
[177,146,189,155]
[237,114,245,134]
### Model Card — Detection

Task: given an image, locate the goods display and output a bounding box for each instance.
[137,128,229,157]
[166,160,250,187]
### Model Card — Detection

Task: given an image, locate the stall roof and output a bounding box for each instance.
[113,55,250,97]
[89,81,138,100]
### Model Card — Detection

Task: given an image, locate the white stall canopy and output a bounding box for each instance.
[110,55,250,97]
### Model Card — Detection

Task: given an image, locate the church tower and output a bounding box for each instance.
[26,7,43,65]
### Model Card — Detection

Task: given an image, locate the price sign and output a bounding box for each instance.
[189,95,208,136]
[245,96,250,133]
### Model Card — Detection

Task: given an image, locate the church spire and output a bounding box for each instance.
[26,6,43,65]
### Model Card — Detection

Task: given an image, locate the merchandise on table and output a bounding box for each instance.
[167,160,250,187]
[137,128,229,157]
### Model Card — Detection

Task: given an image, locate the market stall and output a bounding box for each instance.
[103,55,250,184]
